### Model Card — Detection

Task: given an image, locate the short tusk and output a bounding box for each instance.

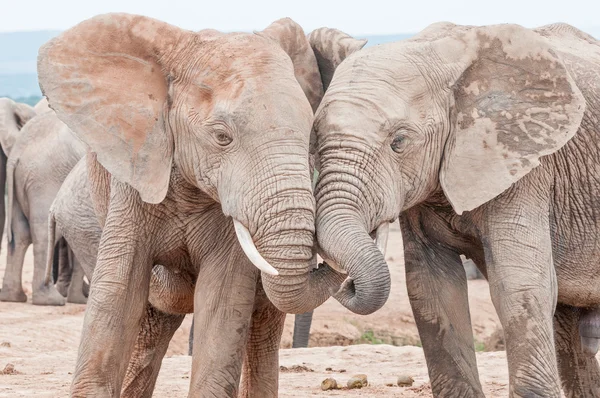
[233,219,279,276]
[375,222,390,257]
[316,247,347,275]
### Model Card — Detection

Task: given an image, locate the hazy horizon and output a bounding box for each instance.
[1,0,598,35]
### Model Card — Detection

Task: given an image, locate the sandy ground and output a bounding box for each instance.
[0,223,513,396]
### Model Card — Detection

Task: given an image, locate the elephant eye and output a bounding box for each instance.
[390,134,406,153]
[209,123,233,146]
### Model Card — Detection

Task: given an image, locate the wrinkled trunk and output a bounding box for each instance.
[315,161,392,315]
[317,211,390,315]
[252,193,345,314]
[229,144,345,314]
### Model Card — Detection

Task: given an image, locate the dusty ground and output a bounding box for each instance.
[0,223,512,396]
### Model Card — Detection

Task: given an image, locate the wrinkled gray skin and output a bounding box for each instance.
[0,98,36,258]
[0,111,86,305]
[315,22,600,397]
[37,13,368,397]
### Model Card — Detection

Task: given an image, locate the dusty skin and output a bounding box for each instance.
[0,223,566,397]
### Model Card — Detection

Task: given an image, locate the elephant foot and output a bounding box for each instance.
[67,292,88,305]
[32,286,66,306]
[0,287,27,303]
[56,281,69,297]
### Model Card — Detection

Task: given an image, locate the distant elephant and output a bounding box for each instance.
[313,22,600,397]
[0,111,86,305]
[0,98,36,255]
[38,14,352,397]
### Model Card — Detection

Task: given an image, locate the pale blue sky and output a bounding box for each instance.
[1,0,599,35]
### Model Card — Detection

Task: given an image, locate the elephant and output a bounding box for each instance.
[0,98,36,256]
[36,13,369,397]
[0,110,87,305]
[313,22,600,397]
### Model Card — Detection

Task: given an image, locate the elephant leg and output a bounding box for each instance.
[0,151,6,258]
[554,304,600,397]
[0,199,31,303]
[189,249,258,398]
[400,210,484,397]
[121,303,185,398]
[67,254,88,304]
[480,190,560,397]
[292,311,313,348]
[71,184,153,397]
[30,214,65,306]
[240,282,286,398]
[55,238,72,297]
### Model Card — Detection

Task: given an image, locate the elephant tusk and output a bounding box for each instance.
[375,222,390,257]
[233,219,279,276]
[316,246,347,275]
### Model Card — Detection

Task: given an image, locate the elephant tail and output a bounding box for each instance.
[5,157,17,243]
[44,210,60,286]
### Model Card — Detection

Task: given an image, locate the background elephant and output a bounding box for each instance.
[38,14,350,397]
[313,22,600,397]
[0,98,36,257]
[0,111,86,305]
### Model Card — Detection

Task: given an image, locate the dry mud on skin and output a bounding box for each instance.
[0,224,517,396]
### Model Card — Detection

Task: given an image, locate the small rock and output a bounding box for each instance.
[325,367,332,371]
[397,375,414,387]
[339,369,346,373]
[347,374,368,389]
[321,378,338,391]
[1,363,19,375]
[385,383,394,387]
[0,342,10,348]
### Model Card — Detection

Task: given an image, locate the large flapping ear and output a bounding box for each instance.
[256,18,324,113]
[0,98,36,155]
[306,27,367,91]
[38,13,187,204]
[437,24,586,214]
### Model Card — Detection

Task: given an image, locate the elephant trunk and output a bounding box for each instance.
[229,149,345,314]
[315,165,392,315]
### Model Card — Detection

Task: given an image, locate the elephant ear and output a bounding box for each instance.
[439,24,586,214]
[306,28,367,91]
[38,13,186,204]
[0,98,36,155]
[256,18,324,113]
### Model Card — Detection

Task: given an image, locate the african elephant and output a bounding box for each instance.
[37,13,353,397]
[313,22,600,397]
[0,98,36,255]
[0,111,86,305]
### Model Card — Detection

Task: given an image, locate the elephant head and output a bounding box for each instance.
[0,98,36,157]
[37,13,350,313]
[314,22,585,314]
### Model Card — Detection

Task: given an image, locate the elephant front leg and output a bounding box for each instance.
[400,211,484,398]
[71,186,153,397]
[189,249,258,398]
[121,303,185,398]
[554,304,600,397]
[240,282,286,398]
[480,195,560,397]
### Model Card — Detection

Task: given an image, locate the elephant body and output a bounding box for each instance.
[36,13,370,396]
[0,110,87,305]
[314,23,600,397]
[0,98,36,262]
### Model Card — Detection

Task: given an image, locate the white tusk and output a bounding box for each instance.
[233,219,279,276]
[316,252,347,275]
[375,222,390,257]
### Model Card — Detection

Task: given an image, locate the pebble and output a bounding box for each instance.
[321,378,338,391]
[397,374,414,387]
[347,374,368,389]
